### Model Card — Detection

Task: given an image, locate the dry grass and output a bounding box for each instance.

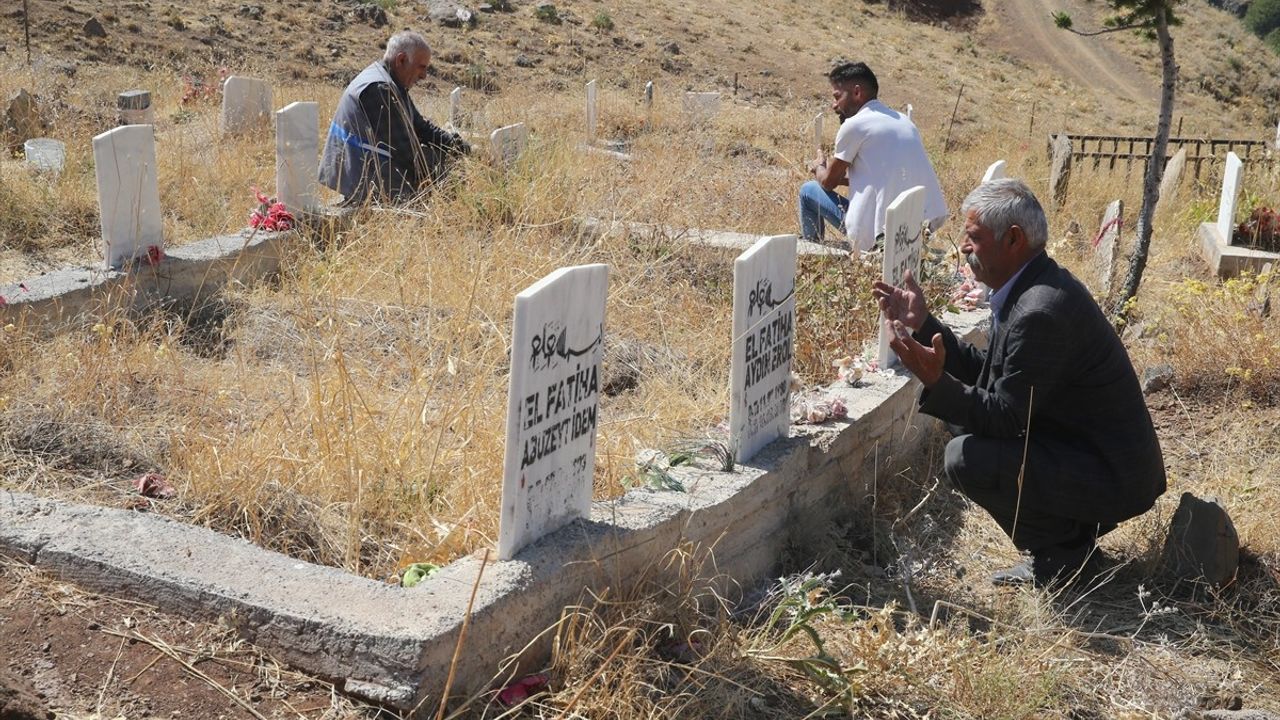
[3,3,1280,715]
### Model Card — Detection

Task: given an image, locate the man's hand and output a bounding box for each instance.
[888,320,946,386]
[872,268,929,333]
[807,157,827,176]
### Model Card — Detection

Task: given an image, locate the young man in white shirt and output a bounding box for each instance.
[799,62,947,252]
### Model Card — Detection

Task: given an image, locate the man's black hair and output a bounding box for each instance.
[828,62,878,98]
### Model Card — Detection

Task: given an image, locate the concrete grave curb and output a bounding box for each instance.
[0,307,986,711]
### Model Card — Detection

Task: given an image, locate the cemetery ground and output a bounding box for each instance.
[3,0,1280,716]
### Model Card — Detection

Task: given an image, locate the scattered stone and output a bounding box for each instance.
[4,89,46,153]
[236,4,264,20]
[1184,711,1280,720]
[83,17,107,38]
[664,41,681,55]
[514,53,535,68]
[0,667,53,720]
[353,3,388,26]
[1141,363,1174,394]
[429,0,476,26]
[1160,492,1239,586]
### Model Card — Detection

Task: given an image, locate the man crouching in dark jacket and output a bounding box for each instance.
[319,30,470,203]
[873,178,1166,587]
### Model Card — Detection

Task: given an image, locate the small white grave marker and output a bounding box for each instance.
[93,125,162,269]
[490,122,528,167]
[23,138,65,174]
[812,113,825,159]
[981,160,1007,183]
[449,86,463,130]
[644,81,654,110]
[117,90,153,126]
[877,186,927,369]
[729,235,797,463]
[682,92,720,123]
[1217,151,1243,244]
[906,103,914,122]
[499,264,609,560]
[276,101,319,215]
[1097,200,1123,295]
[585,79,598,145]
[220,76,272,135]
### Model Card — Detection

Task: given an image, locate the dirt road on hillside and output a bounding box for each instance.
[991,0,1158,107]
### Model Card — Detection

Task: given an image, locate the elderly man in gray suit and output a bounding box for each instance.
[874,178,1166,586]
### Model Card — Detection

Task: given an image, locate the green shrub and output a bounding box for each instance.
[592,10,614,31]
[1245,0,1280,38]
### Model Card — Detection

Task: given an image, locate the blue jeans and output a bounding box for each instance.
[798,180,849,242]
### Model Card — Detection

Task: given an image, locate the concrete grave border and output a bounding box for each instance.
[0,307,984,711]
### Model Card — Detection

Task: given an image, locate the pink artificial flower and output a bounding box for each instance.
[145,245,165,266]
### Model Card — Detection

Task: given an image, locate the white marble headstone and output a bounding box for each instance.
[93,125,163,269]
[813,113,824,157]
[1217,151,1243,244]
[877,186,927,369]
[275,101,319,215]
[220,76,272,135]
[981,160,1007,183]
[23,138,65,174]
[490,122,528,167]
[644,81,654,109]
[499,264,609,560]
[449,86,463,130]
[585,79,598,145]
[906,103,914,122]
[729,235,797,463]
[1097,200,1122,295]
[682,92,720,123]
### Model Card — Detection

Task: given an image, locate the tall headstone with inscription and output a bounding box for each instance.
[1217,151,1243,245]
[877,186,927,369]
[276,101,319,215]
[585,79,598,145]
[499,264,609,560]
[981,159,1006,183]
[683,92,720,124]
[490,122,528,167]
[220,76,272,135]
[93,125,163,269]
[729,235,798,463]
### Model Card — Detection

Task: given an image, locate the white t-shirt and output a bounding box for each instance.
[832,99,948,251]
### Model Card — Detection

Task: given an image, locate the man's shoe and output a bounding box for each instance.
[990,543,1103,588]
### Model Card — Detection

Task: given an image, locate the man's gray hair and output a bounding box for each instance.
[384,30,431,62]
[961,178,1049,250]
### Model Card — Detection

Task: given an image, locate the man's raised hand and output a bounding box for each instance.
[872,268,928,333]
[887,320,945,386]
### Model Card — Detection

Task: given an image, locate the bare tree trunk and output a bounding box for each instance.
[1114,9,1176,321]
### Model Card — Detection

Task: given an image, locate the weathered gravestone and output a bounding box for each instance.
[1157,147,1187,211]
[1049,133,1073,207]
[23,138,65,174]
[812,113,824,159]
[117,90,154,126]
[276,101,319,215]
[982,159,1007,183]
[1216,151,1243,244]
[4,89,46,153]
[448,86,463,130]
[1161,492,1239,586]
[729,235,798,463]
[683,92,720,124]
[220,76,272,135]
[878,186,927,369]
[498,264,609,560]
[489,122,528,167]
[1096,200,1122,295]
[585,79,598,145]
[93,125,163,269]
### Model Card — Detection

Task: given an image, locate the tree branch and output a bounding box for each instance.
[1063,22,1151,37]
